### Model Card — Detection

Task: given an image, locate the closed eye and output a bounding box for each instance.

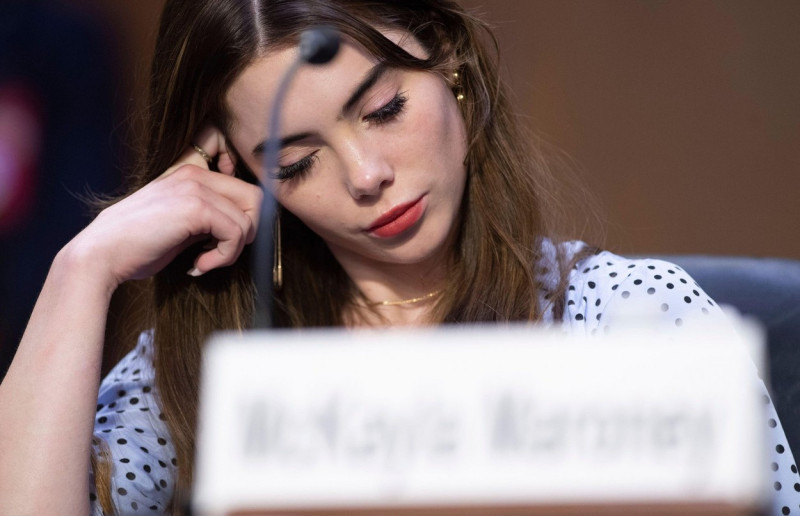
[271,93,408,181]
[272,151,319,181]
[363,92,407,125]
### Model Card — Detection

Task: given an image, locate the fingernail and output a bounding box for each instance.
[187,267,204,277]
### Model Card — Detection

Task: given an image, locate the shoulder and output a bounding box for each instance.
[542,245,800,510]
[91,331,176,513]
[541,243,724,333]
[95,331,157,411]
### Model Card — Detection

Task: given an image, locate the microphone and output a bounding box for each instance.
[299,27,340,65]
[253,27,341,329]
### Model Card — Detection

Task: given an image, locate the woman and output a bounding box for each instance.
[0,0,797,514]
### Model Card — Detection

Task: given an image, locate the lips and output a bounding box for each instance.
[367,196,426,238]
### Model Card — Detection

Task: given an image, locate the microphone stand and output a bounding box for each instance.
[252,58,302,329]
[252,28,340,329]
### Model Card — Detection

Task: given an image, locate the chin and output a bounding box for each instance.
[380,227,453,266]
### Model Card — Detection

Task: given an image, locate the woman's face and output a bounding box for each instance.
[224,34,467,278]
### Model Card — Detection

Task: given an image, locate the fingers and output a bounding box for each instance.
[161,125,237,178]
[187,206,248,276]
[194,125,237,176]
[170,165,263,238]
[162,167,263,276]
[142,126,261,277]
[161,146,210,178]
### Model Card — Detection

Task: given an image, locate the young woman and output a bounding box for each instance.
[0,1,797,514]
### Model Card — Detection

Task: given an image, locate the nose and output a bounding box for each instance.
[341,138,394,199]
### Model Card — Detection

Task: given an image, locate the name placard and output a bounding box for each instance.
[193,321,767,515]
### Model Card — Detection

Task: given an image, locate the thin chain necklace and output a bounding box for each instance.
[368,289,443,307]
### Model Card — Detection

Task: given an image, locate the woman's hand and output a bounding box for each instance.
[0,128,257,515]
[66,126,262,289]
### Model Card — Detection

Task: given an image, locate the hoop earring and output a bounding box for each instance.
[273,209,283,290]
[452,71,464,102]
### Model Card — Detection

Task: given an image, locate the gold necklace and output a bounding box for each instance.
[368,289,443,307]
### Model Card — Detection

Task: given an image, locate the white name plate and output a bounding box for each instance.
[193,321,767,515]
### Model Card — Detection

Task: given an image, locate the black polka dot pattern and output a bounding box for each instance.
[535,241,800,514]
[90,332,175,513]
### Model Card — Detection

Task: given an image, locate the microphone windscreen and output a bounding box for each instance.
[299,27,340,65]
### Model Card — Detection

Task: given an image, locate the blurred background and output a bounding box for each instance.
[460,0,800,259]
[1,0,798,371]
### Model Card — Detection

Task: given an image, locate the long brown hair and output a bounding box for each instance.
[97,0,596,512]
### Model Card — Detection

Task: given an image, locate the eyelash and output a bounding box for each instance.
[364,92,407,125]
[273,92,409,181]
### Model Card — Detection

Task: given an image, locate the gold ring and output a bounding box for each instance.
[193,144,212,163]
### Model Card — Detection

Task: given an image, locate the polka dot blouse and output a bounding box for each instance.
[90,242,800,514]
[90,334,176,514]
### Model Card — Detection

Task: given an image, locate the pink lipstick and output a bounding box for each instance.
[367,196,425,238]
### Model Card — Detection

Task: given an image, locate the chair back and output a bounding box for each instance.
[662,255,800,457]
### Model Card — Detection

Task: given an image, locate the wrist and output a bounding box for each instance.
[54,236,120,299]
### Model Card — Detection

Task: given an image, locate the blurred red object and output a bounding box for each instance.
[0,83,42,234]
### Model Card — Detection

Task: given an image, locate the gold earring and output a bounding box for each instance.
[453,71,464,102]
[273,210,283,290]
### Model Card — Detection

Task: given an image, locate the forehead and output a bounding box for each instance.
[224,30,427,125]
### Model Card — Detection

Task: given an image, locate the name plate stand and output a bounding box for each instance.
[193,322,767,515]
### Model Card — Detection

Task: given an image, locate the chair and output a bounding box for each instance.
[659,255,800,459]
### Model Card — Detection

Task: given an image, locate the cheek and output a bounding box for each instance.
[277,185,340,235]
[406,97,467,186]
[410,89,465,161]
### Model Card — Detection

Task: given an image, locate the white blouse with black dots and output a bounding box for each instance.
[89,243,800,515]
[90,334,176,514]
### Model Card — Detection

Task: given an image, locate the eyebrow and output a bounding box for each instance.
[342,63,387,116]
[251,62,389,156]
[252,132,311,155]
